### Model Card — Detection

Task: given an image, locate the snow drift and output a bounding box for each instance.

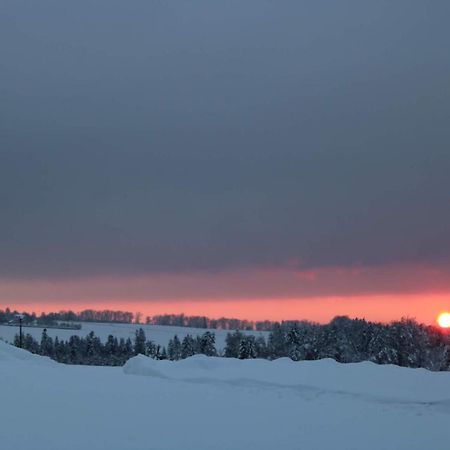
[124,354,450,404]
[2,342,450,450]
[0,339,56,366]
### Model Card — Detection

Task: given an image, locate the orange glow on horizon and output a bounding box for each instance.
[4,293,450,326]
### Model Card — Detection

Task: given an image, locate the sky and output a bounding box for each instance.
[1,1,450,324]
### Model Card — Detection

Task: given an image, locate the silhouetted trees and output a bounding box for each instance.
[14,328,220,366]
[146,314,270,331]
[9,316,450,372]
[226,316,450,371]
[1,306,282,330]
[0,307,135,327]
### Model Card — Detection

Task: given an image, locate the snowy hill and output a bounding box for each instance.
[0,322,267,350]
[1,341,450,450]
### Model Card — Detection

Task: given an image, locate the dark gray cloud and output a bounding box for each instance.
[1,1,450,279]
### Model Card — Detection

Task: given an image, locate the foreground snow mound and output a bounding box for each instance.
[124,354,450,403]
[1,346,450,450]
[0,340,56,366]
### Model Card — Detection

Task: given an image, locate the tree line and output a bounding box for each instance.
[12,316,450,371]
[1,307,134,326]
[1,307,277,330]
[146,313,270,330]
[254,316,450,371]
[13,329,218,366]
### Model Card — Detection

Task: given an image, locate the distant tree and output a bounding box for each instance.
[168,335,182,360]
[145,340,157,359]
[181,335,196,359]
[82,331,101,364]
[267,323,287,359]
[389,319,429,368]
[426,326,450,371]
[54,336,67,363]
[40,328,54,357]
[224,331,245,358]
[124,338,133,356]
[160,347,168,360]
[255,336,268,359]
[13,333,21,348]
[68,335,82,364]
[105,334,118,356]
[103,335,121,364]
[24,333,40,354]
[238,335,257,359]
[198,331,217,356]
[286,327,303,361]
[134,328,147,356]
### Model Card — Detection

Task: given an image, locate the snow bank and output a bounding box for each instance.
[124,354,450,404]
[0,340,56,366]
[1,344,450,450]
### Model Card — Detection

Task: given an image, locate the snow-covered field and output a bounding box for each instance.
[1,341,450,450]
[0,322,267,350]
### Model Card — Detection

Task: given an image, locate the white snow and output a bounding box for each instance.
[0,322,267,350]
[1,340,450,450]
[0,338,56,366]
[124,354,450,404]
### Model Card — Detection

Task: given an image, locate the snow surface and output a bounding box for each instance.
[1,341,450,450]
[0,322,267,350]
[124,354,450,404]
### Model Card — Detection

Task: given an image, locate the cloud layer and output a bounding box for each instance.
[1,1,450,281]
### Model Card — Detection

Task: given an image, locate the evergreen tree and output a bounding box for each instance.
[68,335,82,364]
[367,325,399,365]
[13,333,21,348]
[24,333,40,354]
[255,336,268,359]
[224,331,244,358]
[159,347,168,360]
[267,323,287,359]
[286,327,304,361]
[389,319,429,368]
[40,329,54,357]
[181,335,196,359]
[85,331,102,363]
[146,340,158,359]
[426,326,450,371]
[125,338,133,357]
[198,331,217,356]
[238,335,257,359]
[168,335,182,360]
[134,328,147,355]
[54,336,67,363]
[105,334,118,356]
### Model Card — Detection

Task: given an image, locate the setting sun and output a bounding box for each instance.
[437,312,450,329]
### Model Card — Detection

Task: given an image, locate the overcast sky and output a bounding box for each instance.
[1,1,450,320]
